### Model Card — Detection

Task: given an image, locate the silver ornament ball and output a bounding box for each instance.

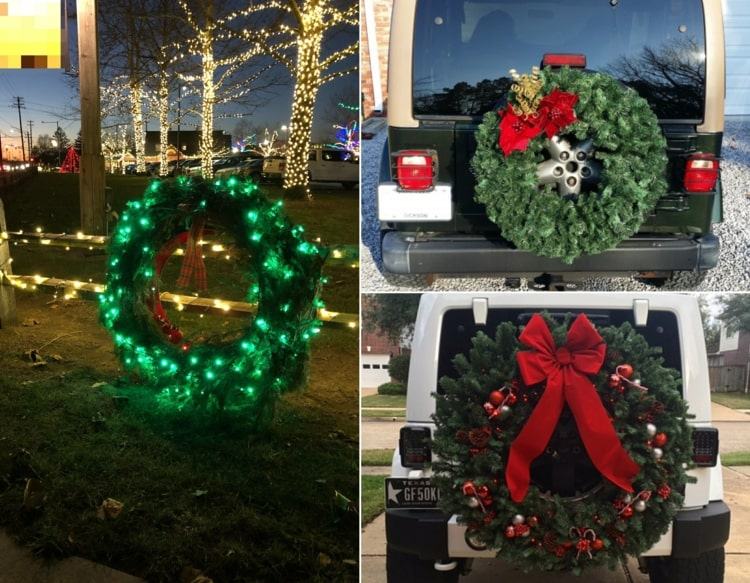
[634,500,647,512]
[653,447,663,460]
[499,405,512,419]
[468,497,480,508]
[646,423,657,437]
[623,494,633,504]
[512,514,525,525]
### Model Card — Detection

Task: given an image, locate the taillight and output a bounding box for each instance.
[393,150,437,191]
[542,53,587,68]
[399,426,432,468]
[684,153,719,193]
[692,427,719,467]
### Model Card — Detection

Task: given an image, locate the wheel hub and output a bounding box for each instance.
[536,135,602,199]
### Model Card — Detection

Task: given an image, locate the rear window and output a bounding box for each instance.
[437,308,682,392]
[413,0,706,120]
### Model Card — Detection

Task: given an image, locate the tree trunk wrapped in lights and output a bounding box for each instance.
[157,76,170,177]
[130,81,146,173]
[233,0,358,197]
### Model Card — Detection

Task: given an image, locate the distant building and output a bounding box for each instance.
[708,324,750,392]
[144,130,232,157]
[361,329,403,390]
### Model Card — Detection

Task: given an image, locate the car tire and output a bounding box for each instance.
[386,546,460,583]
[646,547,725,583]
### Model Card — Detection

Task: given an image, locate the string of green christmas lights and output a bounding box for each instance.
[100,176,327,420]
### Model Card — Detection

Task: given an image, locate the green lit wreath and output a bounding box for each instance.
[99,176,326,420]
[472,67,668,263]
[432,313,693,573]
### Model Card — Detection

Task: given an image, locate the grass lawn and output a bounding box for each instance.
[722,451,750,466]
[711,392,750,410]
[362,449,393,467]
[0,173,359,581]
[0,294,358,582]
[361,394,406,409]
[361,475,387,526]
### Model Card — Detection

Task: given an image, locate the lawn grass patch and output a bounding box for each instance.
[361,475,386,526]
[361,394,406,409]
[722,451,750,466]
[362,449,393,467]
[712,392,750,410]
[0,266,358,581]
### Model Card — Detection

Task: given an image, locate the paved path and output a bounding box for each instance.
[362,419,402,450]
[0,531,143,583]
[362,467,750,583]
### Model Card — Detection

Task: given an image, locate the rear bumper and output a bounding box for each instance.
[385,500,730,561]
[381,231,720,275]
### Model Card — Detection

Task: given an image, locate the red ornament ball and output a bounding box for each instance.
[505,526,516,539]
[658,484,672,499]
[489,390,504,406]
[506,393,518,405]
[554,545,566,558]
[608,374,622,389]
[653,432,668,447]
[576,539,591,552]
[621,506,634,518]
[527,515,539,527]
[618,363,634,378]
[592,538,604,551]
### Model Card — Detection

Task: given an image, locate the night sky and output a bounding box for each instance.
[0,4,357,154]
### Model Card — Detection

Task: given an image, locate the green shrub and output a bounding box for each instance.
[388,353,410,385]
[377,382,406,396]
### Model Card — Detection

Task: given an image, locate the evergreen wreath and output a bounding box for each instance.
[99,176,326,421]
[472,67,668,263]
[432,313,693,574]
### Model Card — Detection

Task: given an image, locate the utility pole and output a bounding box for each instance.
[77,0,106,234]
[26,120,33,160]
[0,132,3,174]
[10,97,26,162]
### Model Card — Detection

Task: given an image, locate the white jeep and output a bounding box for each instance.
[385,293,729,583]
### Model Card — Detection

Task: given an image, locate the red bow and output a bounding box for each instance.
[497,89,578,156]
[505,314,639,502]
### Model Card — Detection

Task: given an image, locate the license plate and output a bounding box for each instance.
[378,184,452,221]
[385,478,440,509]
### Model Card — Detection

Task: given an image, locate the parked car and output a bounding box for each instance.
[385,292,729,583]
[377,0,724,286]
[261,155,286,182]
[215,157,263,180]
[308,148,359,190]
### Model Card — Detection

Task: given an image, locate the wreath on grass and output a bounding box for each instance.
[432,313,693,574]
[472,67,668,263]
[99,176,326,421]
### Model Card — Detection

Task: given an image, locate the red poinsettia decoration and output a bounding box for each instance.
[497,88,579,156]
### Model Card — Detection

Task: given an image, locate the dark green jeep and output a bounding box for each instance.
[378,0,725,285]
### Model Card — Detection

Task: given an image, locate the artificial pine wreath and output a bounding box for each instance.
[472,67,668,263]
[432,313,693,574]
[100,176,326,421]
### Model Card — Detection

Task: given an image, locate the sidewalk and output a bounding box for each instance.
[0,531,143,583]
[362,466,750,583]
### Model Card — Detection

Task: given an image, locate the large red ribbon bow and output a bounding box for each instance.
[505,314,640,502]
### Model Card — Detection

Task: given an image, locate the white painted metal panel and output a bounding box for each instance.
[724,0,750,115]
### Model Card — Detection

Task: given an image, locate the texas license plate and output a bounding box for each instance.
[385,478,440,509]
